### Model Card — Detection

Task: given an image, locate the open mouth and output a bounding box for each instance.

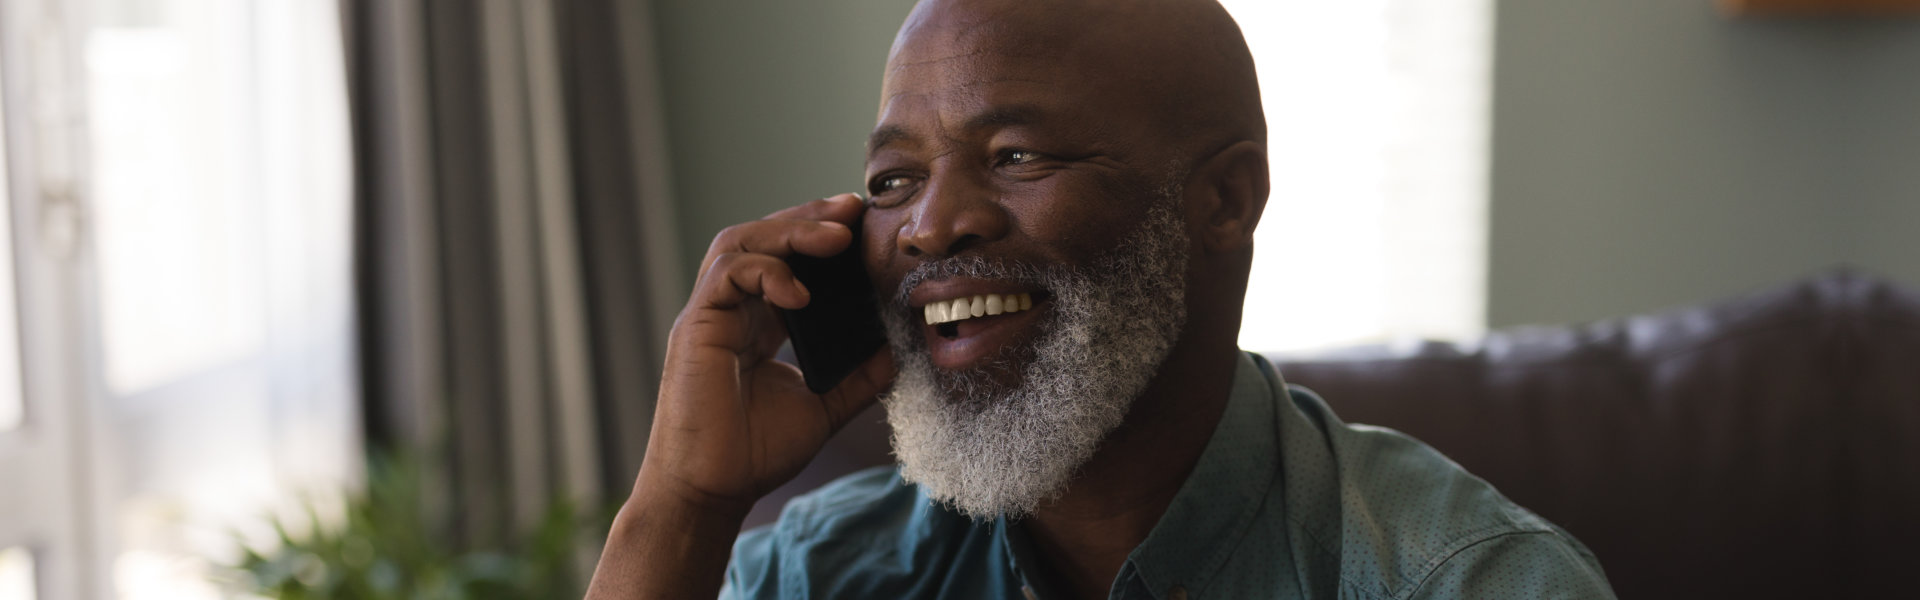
[909,288,1051,370]
[924,292,1036,339]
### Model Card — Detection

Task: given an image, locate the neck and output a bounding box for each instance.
[1020,338,1239,600]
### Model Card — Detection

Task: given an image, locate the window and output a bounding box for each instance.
[1222,0,1492,353]
[0,0,356,595]
[83,0,356,594]
[0,547,35,600]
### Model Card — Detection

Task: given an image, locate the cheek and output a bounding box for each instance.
[1003,178,1139,259]
[861,211,907,290]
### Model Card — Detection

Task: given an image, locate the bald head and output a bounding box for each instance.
[884,0,1265,158]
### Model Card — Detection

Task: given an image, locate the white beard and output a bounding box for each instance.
[877,190,1191,520]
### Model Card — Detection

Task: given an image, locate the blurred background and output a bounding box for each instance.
[0,0,1914,597]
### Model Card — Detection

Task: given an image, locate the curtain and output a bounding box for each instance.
[341,0,685,548]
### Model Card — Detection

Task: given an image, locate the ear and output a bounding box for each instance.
[1185,140,1269,255]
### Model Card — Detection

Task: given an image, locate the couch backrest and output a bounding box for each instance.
[1276,270,1920,600]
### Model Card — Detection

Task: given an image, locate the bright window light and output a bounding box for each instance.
[82,0,354,596]
[1221,0,1491,354]
[0,547,34,600]
[88,4,265,396]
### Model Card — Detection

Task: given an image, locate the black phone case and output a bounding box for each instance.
[780,236,888,394]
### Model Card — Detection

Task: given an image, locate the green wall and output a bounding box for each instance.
[1846,23,1920,297]
[649,0,915,281]
[1490,1,1920,327]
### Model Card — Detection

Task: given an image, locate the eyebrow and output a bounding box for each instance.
[963,105,1041,133]
[865,104,1047,159]
[867,125,911,159]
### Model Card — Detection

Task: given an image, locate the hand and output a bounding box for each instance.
[638,193,897,514]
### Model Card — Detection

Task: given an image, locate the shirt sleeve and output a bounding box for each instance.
[1406,530,1617,600]
[719,527,779,600]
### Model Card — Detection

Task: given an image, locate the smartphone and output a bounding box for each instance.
[780,222,888,394]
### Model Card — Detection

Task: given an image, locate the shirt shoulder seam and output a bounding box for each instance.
[774,465,904,543]
[1394,528,1568,600]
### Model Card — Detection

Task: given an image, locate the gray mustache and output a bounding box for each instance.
[892,256,1052,307]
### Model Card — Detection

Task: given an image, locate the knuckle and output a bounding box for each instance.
[708,253,781,285]
[708,252,750,272]
[702,254,734,279]
[709,225,746,251]
[698,254,749,289]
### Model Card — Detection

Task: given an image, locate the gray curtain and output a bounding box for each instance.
[342,0,685,548]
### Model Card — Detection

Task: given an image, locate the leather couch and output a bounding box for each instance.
[745,270,1920,599]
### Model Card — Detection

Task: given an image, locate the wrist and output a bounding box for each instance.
[589,467,751,599]
[626,466,757,528]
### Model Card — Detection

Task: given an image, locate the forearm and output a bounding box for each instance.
[586,475,754,600]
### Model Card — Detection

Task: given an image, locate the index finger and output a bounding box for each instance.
[697,219,853,282]
[765,193,866,224]
[697,193,868,281]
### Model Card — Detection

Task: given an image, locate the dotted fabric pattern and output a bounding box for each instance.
[722,352,1616,599]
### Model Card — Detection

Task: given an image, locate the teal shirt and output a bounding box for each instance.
[724,352,1615,599]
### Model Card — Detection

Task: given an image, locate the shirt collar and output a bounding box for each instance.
[1124,351,1283,597]
[993,352,1285,599]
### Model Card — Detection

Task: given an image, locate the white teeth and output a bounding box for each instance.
[925,292,1034,325]
[924,302,950,325]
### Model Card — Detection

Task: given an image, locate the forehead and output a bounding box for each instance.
[874,75,1072,144]
[880,57,1068,125]
[873,19,1149,145]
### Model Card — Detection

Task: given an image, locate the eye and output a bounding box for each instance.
[866,173,919,207]
[1000,149,1041,166]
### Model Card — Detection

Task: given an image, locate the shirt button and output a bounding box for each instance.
[1168,585,1189,600]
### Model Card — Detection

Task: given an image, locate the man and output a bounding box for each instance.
[589,0,1615,598]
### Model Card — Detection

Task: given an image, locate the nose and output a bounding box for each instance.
[896,169,1011,258]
